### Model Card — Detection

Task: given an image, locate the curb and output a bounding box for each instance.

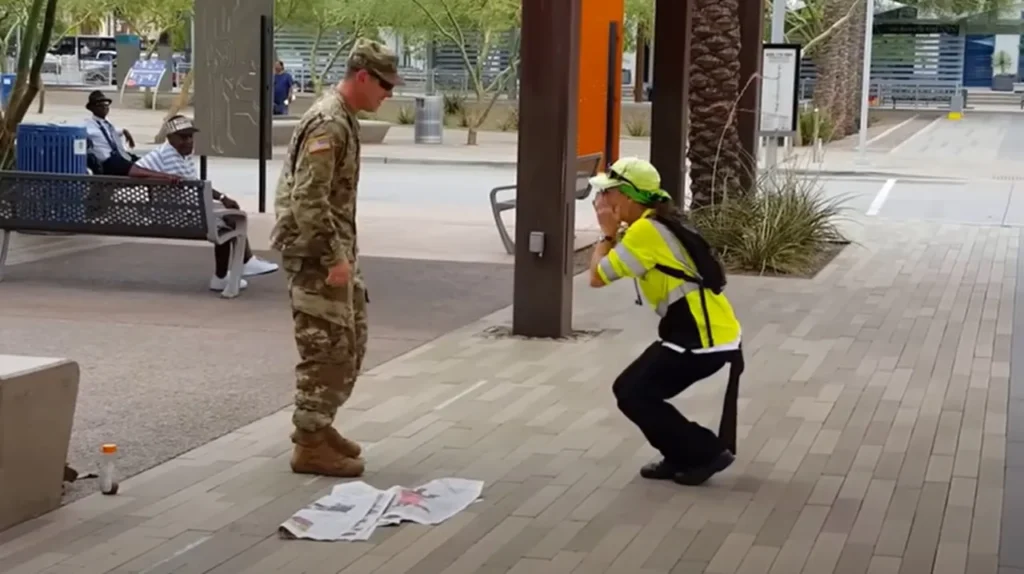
[362,156,516,168]
[360,156,966,181]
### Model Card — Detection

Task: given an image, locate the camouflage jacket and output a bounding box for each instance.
[270,90,361,268]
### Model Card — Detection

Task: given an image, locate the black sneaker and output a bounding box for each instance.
[639,458,686,480]
[673,450,735,486]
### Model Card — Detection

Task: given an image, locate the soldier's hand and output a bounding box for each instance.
[326,260,351,287]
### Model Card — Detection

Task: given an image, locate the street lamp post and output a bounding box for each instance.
[765,0,788,169]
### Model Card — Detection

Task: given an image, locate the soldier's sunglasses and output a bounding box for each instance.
[367,69,394,91]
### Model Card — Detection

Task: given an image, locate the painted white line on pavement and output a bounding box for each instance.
[867,114,918,146]
[890,116,941,155]
[867,178,897,216]
[433,380,489,411]
[139,536,212,574]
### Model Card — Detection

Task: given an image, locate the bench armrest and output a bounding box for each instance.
[213,208,248,220]
[489,184,518,202]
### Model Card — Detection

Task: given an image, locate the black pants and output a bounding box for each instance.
[212,214,253,278]
[100,153,138,176]
[613,342,729,468]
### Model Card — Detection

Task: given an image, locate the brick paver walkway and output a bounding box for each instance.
[0,220,1019,574]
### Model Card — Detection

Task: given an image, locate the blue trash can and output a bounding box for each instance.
[0,74,14,111]
[15,123,89,174]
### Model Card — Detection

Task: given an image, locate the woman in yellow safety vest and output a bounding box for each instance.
[588,157,744,486]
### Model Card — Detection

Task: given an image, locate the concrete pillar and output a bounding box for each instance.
[512,0,582,338]
[157,44,175,93]
[648,0,691,204]
[114,35,140,87]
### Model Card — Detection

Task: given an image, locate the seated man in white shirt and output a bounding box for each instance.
[134,115,279,291]
[84,90,148,177]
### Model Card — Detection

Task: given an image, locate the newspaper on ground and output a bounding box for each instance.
[279,477,485,541]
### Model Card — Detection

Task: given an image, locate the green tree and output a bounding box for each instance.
[624,0,653,102]
[282,0,381,94]
[406,0,521,145]
[0,0,58,168]
[113,0,192,57]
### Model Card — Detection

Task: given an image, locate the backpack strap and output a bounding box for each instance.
[719,347,744,454]
[654,263,716,348]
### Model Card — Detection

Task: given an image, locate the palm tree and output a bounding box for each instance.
[811,0,857,138]
[688,0,744,208]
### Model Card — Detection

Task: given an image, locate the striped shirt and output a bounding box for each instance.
[135,143,198,179]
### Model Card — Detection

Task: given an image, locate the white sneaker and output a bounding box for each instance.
[243,256,279,277]
[209,276,248,292]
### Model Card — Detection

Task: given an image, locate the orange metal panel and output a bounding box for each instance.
[577,0,624,170]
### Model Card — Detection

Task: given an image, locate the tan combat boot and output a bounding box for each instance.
[325,426,362,458]
[291,428,365,477]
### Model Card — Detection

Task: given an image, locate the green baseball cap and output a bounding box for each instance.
[347,38,404,87]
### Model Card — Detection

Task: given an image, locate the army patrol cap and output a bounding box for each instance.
[347,38,404,87]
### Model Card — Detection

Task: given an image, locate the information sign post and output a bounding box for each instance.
[758,43,802,168]
[118,59,167,110]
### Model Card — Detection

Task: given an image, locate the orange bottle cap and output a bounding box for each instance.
[101,444,117,454]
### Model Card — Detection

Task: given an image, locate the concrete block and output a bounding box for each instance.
[0,355,80,533]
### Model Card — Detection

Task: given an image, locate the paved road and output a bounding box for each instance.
[207,158,1024,230]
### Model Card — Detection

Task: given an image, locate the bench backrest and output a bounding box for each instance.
[574,153,603,199]
[0,171,217,241]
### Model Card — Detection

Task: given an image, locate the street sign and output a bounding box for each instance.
[123,59,166,90]
[759,43,802,137]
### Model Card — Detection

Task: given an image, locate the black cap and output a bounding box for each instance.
[86,90,111,109]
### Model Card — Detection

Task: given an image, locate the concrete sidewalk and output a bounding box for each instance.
[0,218,1020,573]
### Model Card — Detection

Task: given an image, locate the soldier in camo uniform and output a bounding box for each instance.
[270,39,402,477]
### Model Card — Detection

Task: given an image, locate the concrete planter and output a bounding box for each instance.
[271,118,392,146]
[358,119,391,144]
[993,75,1015,92]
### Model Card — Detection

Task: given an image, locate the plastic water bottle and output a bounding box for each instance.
[99,443,120,495]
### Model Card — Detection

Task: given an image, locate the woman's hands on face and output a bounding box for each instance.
[593,192,621,238]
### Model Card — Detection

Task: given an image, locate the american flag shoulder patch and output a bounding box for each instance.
[307,136,332,154]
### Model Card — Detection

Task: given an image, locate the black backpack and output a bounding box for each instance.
[649,213,728,295]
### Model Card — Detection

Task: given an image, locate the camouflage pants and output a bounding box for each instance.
[283,256,368,433]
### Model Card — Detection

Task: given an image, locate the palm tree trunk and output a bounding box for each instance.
[812,0,855,139]
[688,0,744,208]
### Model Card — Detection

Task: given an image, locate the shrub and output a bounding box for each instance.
[396,106,415,125]
[443,92,466,116]
[796,108,834,147]
[498,106,519,131]
[624,114,650,137]
[689,168,851,276]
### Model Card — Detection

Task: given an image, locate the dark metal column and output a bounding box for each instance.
[512,0,582,338]
[737,0,764,190]
[648,0,691,204]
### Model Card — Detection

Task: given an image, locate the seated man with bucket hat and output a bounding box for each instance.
[134,115,279,291]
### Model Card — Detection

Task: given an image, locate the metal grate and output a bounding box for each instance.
[0,172,210,240]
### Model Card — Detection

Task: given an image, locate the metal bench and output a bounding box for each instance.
[0,171,249,298]
[489,153,603,255]
[875,80,961,109]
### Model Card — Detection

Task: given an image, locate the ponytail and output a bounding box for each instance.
[652,200,684,222]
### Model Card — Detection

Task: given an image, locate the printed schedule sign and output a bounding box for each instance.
[759,44,802,136]
[123,60,166,90]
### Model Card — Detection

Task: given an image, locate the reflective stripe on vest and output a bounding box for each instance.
[647,219,701,317]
